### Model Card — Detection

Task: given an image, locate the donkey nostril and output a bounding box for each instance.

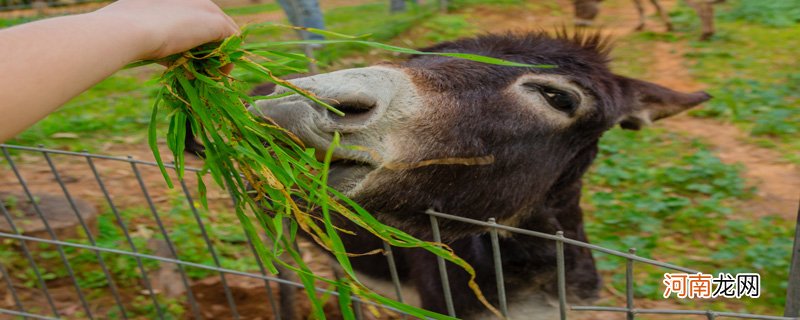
[329,102,376,117]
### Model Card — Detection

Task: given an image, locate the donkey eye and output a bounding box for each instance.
[525,84,580,116]
[541,87,579,115]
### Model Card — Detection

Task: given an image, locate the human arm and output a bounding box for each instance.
[0,0,239,141]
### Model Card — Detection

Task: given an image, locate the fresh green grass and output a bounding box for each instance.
[414,14,476,44]
[585,128,793,313]
[0,15,37,28]
[609,34,658,79]
[717,0,800,27]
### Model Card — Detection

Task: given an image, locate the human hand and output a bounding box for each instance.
[95,0,239,61]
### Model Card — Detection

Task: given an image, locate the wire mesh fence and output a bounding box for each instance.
[0,144,797,319]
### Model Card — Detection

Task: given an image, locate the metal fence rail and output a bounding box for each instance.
[0,144,797,320]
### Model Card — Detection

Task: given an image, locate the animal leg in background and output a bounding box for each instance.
[632,0,646,30]
[573,0,602,27]
[648,0,674,31]
[633,0,673,31]
[686,0,720,40]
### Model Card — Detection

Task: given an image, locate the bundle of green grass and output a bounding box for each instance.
[142,25,532,319]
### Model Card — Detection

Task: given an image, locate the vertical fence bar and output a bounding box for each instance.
[129,158,202,320]
[42,150,128,319]
[2,147,94,319]
[430,216,456,317]
[429,215,456,317]
[245,233,282,320]
[626,248,636,320]
[0,261,24,313]
[383,241,406,319]
[84,154,165,320]
[488,218,508,317]
[555,231,567,320]
[785,199,800,317]
[353,299,364,320]
[178,178,240,319]
[0,196,59,317]
[382,241,405,303]
[225,183,282,320]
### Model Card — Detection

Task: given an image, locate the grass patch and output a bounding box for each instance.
[609,33,660,78]
[586,128,793,313]
[717,0,800,27]
[0,15,37,28]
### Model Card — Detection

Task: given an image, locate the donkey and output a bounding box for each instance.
[247,31,710,319]
[574,0,672,31]
[573,0,723,40]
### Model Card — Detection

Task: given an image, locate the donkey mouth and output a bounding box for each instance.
[326,159,374,194]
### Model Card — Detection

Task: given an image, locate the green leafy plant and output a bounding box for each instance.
[585,128,792,311]
[717,0,800,28]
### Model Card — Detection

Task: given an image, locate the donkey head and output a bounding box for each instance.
[250,31,708,236]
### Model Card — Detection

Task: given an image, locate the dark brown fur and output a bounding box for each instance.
[270,31,709,316]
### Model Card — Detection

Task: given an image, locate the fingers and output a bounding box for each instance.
[103,0,241,60]
[224,14,240,37]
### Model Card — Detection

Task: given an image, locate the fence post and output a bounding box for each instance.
[488,218,509,317]
[785,200,800,317]
[556,231,567,320]
[626,248,636,320]
[429,215,456,317]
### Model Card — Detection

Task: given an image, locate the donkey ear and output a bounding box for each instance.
[615,76,711,130]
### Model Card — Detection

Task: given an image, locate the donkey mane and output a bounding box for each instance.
[416,29,613,64]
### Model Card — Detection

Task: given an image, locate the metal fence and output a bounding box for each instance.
[0,144,797,319]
